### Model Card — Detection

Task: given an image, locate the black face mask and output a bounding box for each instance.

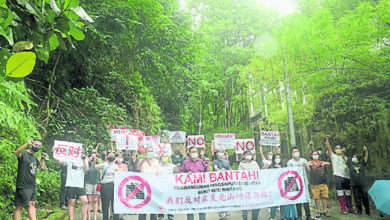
[32,145,40,152]
[123,157,130,161]
[107,157,115,162]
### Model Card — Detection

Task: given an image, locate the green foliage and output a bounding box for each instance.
[6,51,36,77]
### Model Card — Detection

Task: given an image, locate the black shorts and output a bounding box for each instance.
[334,176,351,190]
[15,187,37,207]
[66,187,86,199]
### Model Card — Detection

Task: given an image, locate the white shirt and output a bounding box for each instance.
[160,162,176,174]
[330,154,349,178]
[287,157,308,167]
[101,162,119,184]
[65,160,85,188]
[239,160,260,170]
[262,159,272,169]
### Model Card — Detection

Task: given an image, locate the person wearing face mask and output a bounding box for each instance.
[259,141,278,169]
[213,149,231,219]
[238,151,260,220]
[127,150,140,172]
[85,154,100,220]
[13,139,46,220]
[180,147,210,220]
[271,154,297,220]
[116,153,128,171]
[346,146,370,216]
[93,151,119,220]
[158,153,176,220]
[137,146,160,220]
[287,147,312,220]
[326,135,354,215]
[308,151,331,218]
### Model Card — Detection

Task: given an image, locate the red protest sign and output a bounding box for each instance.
[235,139,255,154]
[53,140,83,162]
[187,135,205,148]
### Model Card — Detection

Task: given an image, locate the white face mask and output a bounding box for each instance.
[275,159,281,164]
[246,155,252,160]
[293,152,300,158]
[191,153,198,159]
[268,155,273,160]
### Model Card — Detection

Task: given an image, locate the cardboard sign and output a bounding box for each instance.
[169,131,186,144]
[187,135,205,148]
[114,167,310,214]
[152,143,172,156]
[144,136,160,147]
[214,133,235,149]
[261,131,280,146]
[111,129,138,150]
[235,139,256,154]
[53,140,83,162]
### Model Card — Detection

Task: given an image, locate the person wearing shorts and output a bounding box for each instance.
[326,136,354,214]
[308,151,331,218]
[85,154,100,220]
[56,153,89,220]
[13,139,46,220]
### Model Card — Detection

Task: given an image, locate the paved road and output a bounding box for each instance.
[66,200,388,220]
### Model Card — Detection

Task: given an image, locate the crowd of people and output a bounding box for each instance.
[13,135,374,220]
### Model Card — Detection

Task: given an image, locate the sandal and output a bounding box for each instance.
[315,212,321,218]
[323,212,331,217]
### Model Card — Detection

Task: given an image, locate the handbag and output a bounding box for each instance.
[96,164,112,191]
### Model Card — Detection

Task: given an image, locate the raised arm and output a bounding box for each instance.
[363,146,368,163]
[326,135,333,156]
[307,141,313,155]
[15,140,32,158]
[259,141,265,161]
[82,153,89,172]
[38,152,47,170]
[277,145,281,154]
[94,143,101,152]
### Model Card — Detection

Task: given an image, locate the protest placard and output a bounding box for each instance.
[144,136,160,147]
[260,131,280,146]
[187,135,205,148]
[111,129,138,150]
[53,140,83,162]
[214,133,235,149]
[152,143,172,156]
[169,131,186,144]
[235,139,256,154]
[114,167,310,214]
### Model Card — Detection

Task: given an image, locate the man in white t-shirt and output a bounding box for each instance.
[326,135,354,214]
[287,147,312,220]
[57,153,89,220]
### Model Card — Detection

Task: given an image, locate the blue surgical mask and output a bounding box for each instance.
[352,158,358,163]
[147,152,155,158]
[218,153,225,158]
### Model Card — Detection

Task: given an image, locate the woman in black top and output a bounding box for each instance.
[346,146,370,216]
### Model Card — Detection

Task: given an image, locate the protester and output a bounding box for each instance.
[127,150,140,172]
[238,150,261,220]
[271,153,298,220]
[347,146,370,216]
[259,141,273,169]
[171,150,184,167]
[326,135,354,214]
[213,148,231,219]
[158,153,176,220]
[138,146,160,220]
[307,141,328,162]
[307,151,331,218]
[85,154,100,220]
[94,151,119,220]
[116,153,128,171]
[55,149,89,220]
[287,147,312,220]
[13,139,46,220]
[181,147,210,220]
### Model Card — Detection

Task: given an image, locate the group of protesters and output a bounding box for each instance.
[13,135,372,220]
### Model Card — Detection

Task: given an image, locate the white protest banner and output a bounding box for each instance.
[152,143,172,156]
[261,131,280,146]
[144,136,160,147]
[169,131,186,144]
[214,133,235,149]
[53,140,83,162]
[114,167,310,214]
[111,129,138,150]
[235,139,256,154]
[187,135,205,148]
